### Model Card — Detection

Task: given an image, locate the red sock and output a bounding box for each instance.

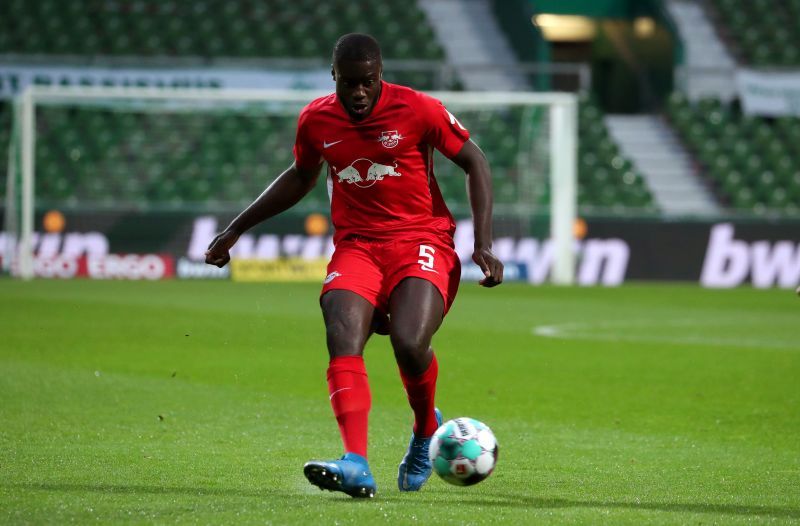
[327,356,371,458]
[399,353,439,438]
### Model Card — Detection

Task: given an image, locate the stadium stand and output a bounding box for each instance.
[666,91,800,214]
[708,0,800,66]
[31,107,303,209]
[26,105,534,211]
[575,98,656,212]
[0,0,442,209]
[0,0,444,89]
[0,0,443,61]
[0,0,653,214]
[17,98,655,214]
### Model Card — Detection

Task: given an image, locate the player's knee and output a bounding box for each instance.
[390,331,430,360]
[325,319,364,357]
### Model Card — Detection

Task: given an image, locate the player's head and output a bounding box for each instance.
[332,33,383,121]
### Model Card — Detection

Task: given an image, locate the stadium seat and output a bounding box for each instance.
[710,0,800,66]
[666,93,800,214]
[575,98,656,212]
[0,0,446,70]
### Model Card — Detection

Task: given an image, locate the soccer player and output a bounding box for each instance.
[205,33,503,498]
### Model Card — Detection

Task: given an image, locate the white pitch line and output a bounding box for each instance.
[531,321,799,351]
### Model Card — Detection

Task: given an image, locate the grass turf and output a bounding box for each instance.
[1,280,798,524]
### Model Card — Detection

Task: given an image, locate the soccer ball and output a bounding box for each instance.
[429,417,498,486]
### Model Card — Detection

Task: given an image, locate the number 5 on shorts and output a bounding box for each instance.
[418,245,437,273]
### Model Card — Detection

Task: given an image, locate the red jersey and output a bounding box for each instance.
[293,81,470,245]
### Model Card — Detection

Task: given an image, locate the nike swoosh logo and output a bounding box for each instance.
[329,387,352,400]
[323,140,343,149]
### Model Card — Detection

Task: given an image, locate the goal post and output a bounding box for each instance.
[19,87,35,280]
[549,100,578,285]
[3,97,20,274]
[7,84,577,283]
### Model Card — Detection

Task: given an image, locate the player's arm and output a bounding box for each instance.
[451,139,504,287]
[205,162,323,267]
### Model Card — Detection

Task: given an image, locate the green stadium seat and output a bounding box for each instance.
[711,0,800,66]
[732,187,755,209]
[668,92,800,213]
[1,0,446,65]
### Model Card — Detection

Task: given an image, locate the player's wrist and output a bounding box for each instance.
[227,213,257,237]
[473,240,492,252]
[224,224,245,238]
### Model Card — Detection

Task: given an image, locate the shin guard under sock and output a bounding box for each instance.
[399,353,439,438]
[327,356,371,458]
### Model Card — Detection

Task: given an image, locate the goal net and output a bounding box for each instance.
[3,85,576,283]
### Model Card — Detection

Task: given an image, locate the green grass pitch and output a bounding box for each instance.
[1,279,798,524]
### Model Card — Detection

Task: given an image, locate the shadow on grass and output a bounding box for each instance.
[7,483,799,519]
[404,492,800,520]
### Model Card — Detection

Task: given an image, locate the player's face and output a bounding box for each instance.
[333,60,382,121]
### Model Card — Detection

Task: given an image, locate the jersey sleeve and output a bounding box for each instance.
[419,93,470,159]
[292,105,322,169]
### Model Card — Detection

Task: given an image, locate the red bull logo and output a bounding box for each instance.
[334,158,402,188]
[379,130,403,148]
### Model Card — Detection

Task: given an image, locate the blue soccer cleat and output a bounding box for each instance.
[398,408,443,491]
[303,452,377,498]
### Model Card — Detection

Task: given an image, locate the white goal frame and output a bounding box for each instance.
[9,85,577,284]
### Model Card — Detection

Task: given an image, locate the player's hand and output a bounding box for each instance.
[472,246,503,287]
[205,230,240,268]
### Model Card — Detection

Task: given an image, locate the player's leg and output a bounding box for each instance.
[305,291,378,498]
[389,276,443,394]
[390,277,444,435]
[320,288,375,455]
[384,237,460,491]
[318,240,386,457]
[304,241,383,498]
[389,277,447,491]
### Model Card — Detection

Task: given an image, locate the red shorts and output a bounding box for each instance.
[321,235,461,314]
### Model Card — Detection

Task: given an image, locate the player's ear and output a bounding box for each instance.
[331,66,336,81]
